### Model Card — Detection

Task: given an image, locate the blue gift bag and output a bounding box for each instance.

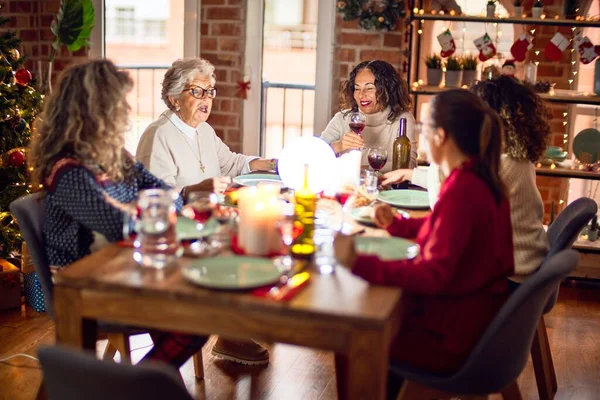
[23,272,46,312]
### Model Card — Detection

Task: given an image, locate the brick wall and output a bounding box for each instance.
[0,0,88,87]
[331,14,408,115]
[201,0,246,153]
[526,0,573,222]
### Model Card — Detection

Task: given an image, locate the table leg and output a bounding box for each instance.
[54,286,96,350]
[335,330,390,400]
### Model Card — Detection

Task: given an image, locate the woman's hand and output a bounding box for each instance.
[380,169,413,186]
[331,132,365,154]
[249,158,277,172]
[187,176,231,196]
[372,204,396,229]
[334,233,358,268]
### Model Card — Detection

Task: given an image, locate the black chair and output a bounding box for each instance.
[389,250,580,400]
[530,197,597,400]
[9,194,205,374]
[38,345,194,400]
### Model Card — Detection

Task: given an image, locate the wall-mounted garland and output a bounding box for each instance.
[337,0,406,31]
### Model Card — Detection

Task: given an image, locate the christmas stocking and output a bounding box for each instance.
[574,34,600,64]
[437,30,456,58]
[474,33,497,62]
[545,32,569,62]
[510,34,533,62]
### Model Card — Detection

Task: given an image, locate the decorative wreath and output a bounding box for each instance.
[337,0,406,31]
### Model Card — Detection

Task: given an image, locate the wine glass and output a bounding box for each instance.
[348,111,367,136]
[182,191,219,230]
[275,202,301,271]
[367,147,388,175]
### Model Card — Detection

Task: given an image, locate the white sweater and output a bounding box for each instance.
[319,108,417,173]
[411,156,548,277]
[136,110,258,189]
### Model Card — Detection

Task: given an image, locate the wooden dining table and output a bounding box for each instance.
[53,208,429,400]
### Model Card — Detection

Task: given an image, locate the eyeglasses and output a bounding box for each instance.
[415,122,437,138]
[183,86,217,99]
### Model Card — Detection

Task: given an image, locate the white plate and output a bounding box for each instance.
[233,174,284,187]
[350,206,409,227]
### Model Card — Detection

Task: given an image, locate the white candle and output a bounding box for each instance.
[237,185,281,256]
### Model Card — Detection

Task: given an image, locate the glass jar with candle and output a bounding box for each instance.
[133,188,182,269]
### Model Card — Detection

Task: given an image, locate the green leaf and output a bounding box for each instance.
[53,0,95,53]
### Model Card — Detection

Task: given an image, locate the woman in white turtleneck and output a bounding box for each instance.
[319,60,417,173]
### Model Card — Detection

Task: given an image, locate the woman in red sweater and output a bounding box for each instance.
[335,89,515,398]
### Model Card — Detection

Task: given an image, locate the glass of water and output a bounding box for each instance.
[133,189,182,269]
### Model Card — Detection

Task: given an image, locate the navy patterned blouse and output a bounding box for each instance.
[44,158,182,267]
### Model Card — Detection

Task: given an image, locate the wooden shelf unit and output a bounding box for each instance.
[409,14,600,28]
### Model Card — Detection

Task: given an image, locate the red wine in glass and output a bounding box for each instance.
[335,192,352,205]
[190,206,212,224]
[349,122,365,135]
[368,153,388,171]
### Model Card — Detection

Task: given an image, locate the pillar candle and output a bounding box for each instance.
[237,185,281,256]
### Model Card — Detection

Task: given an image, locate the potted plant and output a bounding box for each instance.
[487,0,496,17]
[589,215,598,241]
[514,0,523,18]
[444,56,463,88]
[532,0,543,18]
[425,54,443,86]
[461,54,478,87]
[39,0,95,94]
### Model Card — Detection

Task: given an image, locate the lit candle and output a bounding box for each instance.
[237,185,281,256]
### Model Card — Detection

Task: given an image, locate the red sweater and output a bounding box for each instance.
[353,161,514,371]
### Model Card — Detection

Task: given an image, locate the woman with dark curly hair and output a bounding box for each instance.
[383,76,550,279]
[320,60,417,172]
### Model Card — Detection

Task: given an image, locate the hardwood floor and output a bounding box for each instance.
[1,280,599,400]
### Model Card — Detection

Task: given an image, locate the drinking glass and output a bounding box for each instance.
[133,189,181,269]
[367,147,388,175]
[275,202,301,271]
[183,191,219,229]
[348,111,367,136]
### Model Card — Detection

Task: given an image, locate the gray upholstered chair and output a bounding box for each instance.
[389,249,580,400]
[38,345,194,400]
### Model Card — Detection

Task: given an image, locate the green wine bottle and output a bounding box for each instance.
[291,164,315,259]
[392,118,411,170]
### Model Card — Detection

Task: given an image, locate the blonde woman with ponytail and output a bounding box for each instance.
[334,90,514,399]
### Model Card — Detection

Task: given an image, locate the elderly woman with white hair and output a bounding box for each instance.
[136,58,271,366]
[136,58,275,196]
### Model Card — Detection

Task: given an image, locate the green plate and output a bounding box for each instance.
[233,174,284,187]
[350,207,409,227]
[377,190,430,209]
[355,237,419,261]
[181,256,283,290]
[573,128,600,163]
[176,217,219,241]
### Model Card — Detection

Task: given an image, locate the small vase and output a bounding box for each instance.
[589,230,598,241]
[532,6,543,18]
[462,70,477,87]
[514,6,522,18]
[524,62,537,84]
[594,59,600,95]
[426,69,443,87]
[487,4,496,18]
[36,60,53,95]
[445,70,463,88]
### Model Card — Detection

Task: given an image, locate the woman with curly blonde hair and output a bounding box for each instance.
[29,59,208,369]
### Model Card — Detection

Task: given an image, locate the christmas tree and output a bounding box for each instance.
[0,16,44,259]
